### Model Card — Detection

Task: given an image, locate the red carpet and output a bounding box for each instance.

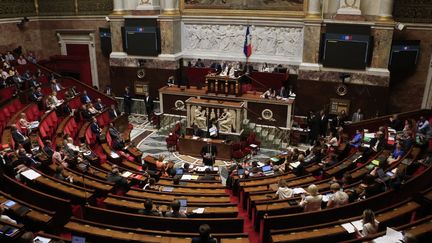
[226,189,260,243]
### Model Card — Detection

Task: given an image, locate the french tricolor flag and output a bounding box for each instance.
[243,26,252,58]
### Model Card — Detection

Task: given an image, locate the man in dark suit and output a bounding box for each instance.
[123,86,132,115]
[138,199,162,216]
[108,104,120,119]
[319,110,328,137]
[389,114,403,132]
[81,90,91,104]
[201,168,215,181]
[90,117,101,142]
[144,92,154,120]
[94,98,104,111]
[11,125,31,152]
[200,142,217,166]
[30,87,44,110]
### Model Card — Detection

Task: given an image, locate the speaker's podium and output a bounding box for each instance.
[205,74,242,97]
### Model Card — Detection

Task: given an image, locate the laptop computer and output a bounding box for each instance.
[175,168,184,175]
[262,165,274,176]
[176,198,188,213]
[72,236,86,243]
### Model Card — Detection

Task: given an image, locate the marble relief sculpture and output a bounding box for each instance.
[218,109,235,133]
[192,106,207,129]
[184,0,304,11]
[183,24,303,59]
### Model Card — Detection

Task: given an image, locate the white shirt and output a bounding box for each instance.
[1,214,17,224]
[276,187,293,199]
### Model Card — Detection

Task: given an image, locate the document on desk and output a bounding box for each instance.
[191,175,199,180]
[192,208,205,214]
[292,187,306,194]
[33,236,52,243]
[322,193,333,203]
[21,169,41,180]
[121,171,132,178]
[373,227,403,243]
[181,175,192,180]
[350,220,363,231]
[341,223,355,233]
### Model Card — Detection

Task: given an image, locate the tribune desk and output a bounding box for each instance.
[177,135,233,161]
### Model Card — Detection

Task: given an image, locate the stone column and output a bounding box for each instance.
[109,16,127,58]
[378,0,394,21]
[113,0,124,13]
[300,20,322,71]
[161,0,179,15]
[158,15,181,56]
[307,0,322,18]
[323,0,340,19]
[370,24,394,69]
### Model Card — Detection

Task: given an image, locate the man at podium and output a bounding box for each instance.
[201,141,217,166]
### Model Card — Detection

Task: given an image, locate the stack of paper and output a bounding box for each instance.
[21,169,41,180]
[289,162,300,169]
[341,219,363,233]
[121,171,132,178]
[181,175,192,180]
[110,151,119,158]
[192,208,205,214]
[373,227,403,243]
[292,187,306,194]
[191,175,199,180]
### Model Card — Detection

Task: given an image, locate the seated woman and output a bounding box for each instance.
[274,179,293,200]
[51,91,63,106]
[299,184,323,212]
[387,142,404,165]
[52,146,69,168]
[45,95,56,110]
[356,209,379,237]
[18,113,32,134]
[326,183,349,208]
[358,174,383,199]
[87,103,99,115]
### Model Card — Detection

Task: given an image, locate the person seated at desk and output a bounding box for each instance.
[201,142,217,166]
[30,86,44,111]
[51,91,63,106]
[358,174,383,199]
[43,140,54,158]
[167,76,176,87]
[138,198,162,216]
[358,131,385,164]
[192,124,204,137]
[326,183,349,208]
[0,205,17,225]
[90,117,102,142]
[17,148,40,167]
[194,58,205,68]
[143,177,160,191]
[349,129,363,148]
[107,167,129,191]
[387,142,404,165]
[355,209,379,237]
[299,184,322,212]
[11,125,31,152]
[275,179,293,200]
[109,123,126,150]
[94,98,104,111]
[18,113,33,135]
[108,104,120,119]
[192,224,217,243]
[87,103,99,115]
[208,121,219,138]
[53,165,73,183]
[260,88,276,99]
[50,78,63,92]
[45,95,56,110]
[277,86,288,100]
[80,90,92,104]
[165,200,187,218]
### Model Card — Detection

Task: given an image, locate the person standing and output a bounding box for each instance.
[123,86,133,115]
[144,92,154,120]
[352,108,364,123]
[201,142,217,166]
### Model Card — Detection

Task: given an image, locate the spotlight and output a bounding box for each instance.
[105,16,110,22]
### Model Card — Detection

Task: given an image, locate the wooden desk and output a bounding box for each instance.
[126,190,231,203]
[177,135,232,161]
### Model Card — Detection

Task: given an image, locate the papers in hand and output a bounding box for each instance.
[289,161,300,169]
[121,171,132,178]
[21,169,41,180]
[192,208,205,214]
[292,187,306,194]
